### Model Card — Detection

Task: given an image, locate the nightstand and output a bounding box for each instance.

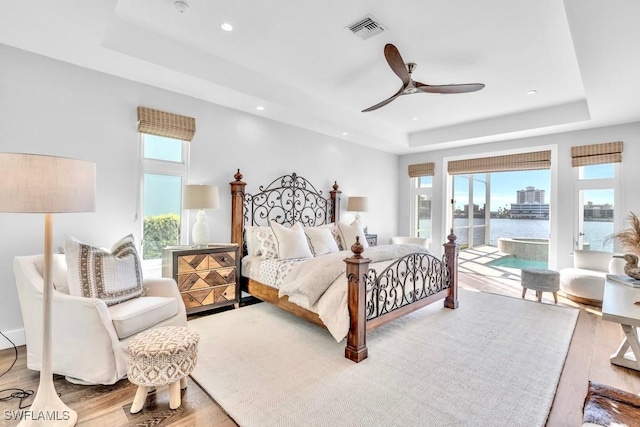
[365,233,378,246]
[162,244,240,314]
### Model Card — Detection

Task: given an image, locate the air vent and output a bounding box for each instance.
[346,15,386,40]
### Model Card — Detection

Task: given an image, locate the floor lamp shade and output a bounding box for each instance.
[0,152,96,427]
[183,185,220,246]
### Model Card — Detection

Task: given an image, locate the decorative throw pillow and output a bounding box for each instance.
[338,220,369,250]
[270,222,313,260]
[255,230,278,259]
[327,224,344,250]
[245,226,271,256]
[65,234,144,305]
[304,227,339,256]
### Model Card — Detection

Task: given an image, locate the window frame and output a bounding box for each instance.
[410,176,433,239]
[138,134,190,268]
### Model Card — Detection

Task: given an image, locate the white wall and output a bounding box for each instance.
[398,122,640,268]
[0,45,398,348]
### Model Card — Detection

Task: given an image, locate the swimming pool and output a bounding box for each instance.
[488,257,549,269]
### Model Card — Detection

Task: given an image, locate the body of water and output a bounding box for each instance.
[449,218,614,251]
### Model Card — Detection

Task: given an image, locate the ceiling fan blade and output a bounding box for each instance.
[361,87,405,112]
[384,44,410,86]
[416,82,485,94]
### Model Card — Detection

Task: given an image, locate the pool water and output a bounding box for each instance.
[488,257,548,269]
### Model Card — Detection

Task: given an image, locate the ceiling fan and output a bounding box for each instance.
[362,44,485,112]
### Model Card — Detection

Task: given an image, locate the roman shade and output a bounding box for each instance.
[137,106,196,141]
[408,162,435,177]
[571,141,623,167]
[447,151,551,175]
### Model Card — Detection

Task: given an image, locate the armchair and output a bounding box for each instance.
[13,254,187,385]
[559,250,626,305]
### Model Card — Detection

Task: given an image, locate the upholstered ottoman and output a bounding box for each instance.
[521,268,561,303]
[127,326,200,413]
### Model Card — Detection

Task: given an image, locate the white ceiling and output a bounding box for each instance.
[1,0,639,154]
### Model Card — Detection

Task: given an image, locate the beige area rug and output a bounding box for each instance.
[189,289,578,427]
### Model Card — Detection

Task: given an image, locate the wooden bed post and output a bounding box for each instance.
[344,237,370,362]
[330,181,341,224]
[230,169,246,250]
[443,229,459,309]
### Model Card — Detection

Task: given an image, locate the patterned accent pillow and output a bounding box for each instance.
[255,230,278,259]
[328,225,344,251]
[65,234,144,305]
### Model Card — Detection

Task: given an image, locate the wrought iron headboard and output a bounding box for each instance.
[244,173,335,227]
[230,170,341,253]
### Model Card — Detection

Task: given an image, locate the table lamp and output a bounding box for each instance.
[347,196,368,224]
[183,184,220,247]
[0,152,96,427]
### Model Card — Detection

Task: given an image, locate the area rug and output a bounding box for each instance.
[189,289,578,427]
[582,381,640,426]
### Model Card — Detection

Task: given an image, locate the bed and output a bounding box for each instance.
[230,170,459,362]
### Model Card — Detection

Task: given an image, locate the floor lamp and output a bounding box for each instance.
[0,153,96,427]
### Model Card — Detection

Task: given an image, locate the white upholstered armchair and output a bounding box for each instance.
[13,254,187,385]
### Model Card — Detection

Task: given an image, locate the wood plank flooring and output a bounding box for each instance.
[2,269,640,426]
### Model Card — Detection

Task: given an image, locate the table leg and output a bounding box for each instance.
[521,287,527,298]
[610,325,640,371]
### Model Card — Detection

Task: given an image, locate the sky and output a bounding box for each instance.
[454,164,615,212]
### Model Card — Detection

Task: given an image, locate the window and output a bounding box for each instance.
[413,176,432,239]
[141,135,189,260]
[408,163,435,240]
[136,106,195,263]
[571,142,623,252]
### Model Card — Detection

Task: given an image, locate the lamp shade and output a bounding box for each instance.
[347,196,368,213]
[0,152,96,213]
[183,184,220,210]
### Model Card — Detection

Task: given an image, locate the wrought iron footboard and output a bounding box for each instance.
[364,252,451,320]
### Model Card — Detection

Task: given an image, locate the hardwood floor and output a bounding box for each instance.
[2,269,640,426]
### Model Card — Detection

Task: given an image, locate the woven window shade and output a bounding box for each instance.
[137,106,196,141]
[571,141,623,167]
[448,151,551,175]
[408,162,435,177]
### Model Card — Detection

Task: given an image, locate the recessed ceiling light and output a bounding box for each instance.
[221,22,233,32]
[256,106,264,111]
[526,90,537,95]
[411,117,418,121]
[342,132,349,136]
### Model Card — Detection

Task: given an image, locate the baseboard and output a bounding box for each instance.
[0,328,26,350]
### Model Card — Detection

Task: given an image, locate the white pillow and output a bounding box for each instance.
[338,220,369,250]
[270,222,313,260]
[304,227,339,256]
[255,230,278,259]
[65,234,144,305]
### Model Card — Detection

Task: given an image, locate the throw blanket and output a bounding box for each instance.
[278,244,430,308]
[582,381,640,426]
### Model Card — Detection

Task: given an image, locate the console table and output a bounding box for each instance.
[602,278,640,371]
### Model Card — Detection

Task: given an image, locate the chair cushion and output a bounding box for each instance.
[34,254,70,294]
[108,296,179,339]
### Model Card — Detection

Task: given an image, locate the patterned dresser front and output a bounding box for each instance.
[162,245,240,314]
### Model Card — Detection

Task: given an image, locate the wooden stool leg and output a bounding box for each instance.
[521,287,527,298]
[131,385,149,414]
[553,291,558,303]
[169,381,181,410]
[180,377,188,389]
[536,291,542,302]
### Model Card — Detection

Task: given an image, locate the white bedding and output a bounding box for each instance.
[242,244,431,342]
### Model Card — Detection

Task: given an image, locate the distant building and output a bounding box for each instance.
[510,202,550,219]
[584,201,614,220]
[517,186,545,204]
[511,186,549,219]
